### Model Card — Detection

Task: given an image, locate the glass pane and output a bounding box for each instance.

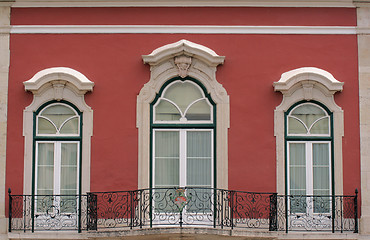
[313,143,330,195]
[290,167,306,191]
[155,131,179,187]
[60,117,79,134]
[61,143,78,165]
[288,117,307,134]
[38,118,57,134]
[289,143,306,165]
[185,100,211,121]
[155,100,181,121]
[187,132,211,157]
[37,166,54,191]
[289,143,306,195]
[61,167,77,191]
[40,105,76,130]
[187,131,212,186]
[310,118,329,134]
[291,104,326,131]
[37,143,54,194]
[313,143,329,165]
[163,82,203,113]
[37,143,54,165]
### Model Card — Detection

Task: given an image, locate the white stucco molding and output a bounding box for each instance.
[273,67,344,195]
[138,40,229,189]
[274,67,344,96]
[142,39,225,67]
[23,67,94,195]
[24,67,94,96]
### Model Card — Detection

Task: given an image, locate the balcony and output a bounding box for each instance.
[8,188,358,234]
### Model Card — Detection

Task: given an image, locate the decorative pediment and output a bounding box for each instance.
[273,67,343,97]
[142,39,225,67]
[24,67,94,98]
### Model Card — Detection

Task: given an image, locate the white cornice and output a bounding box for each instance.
[11,0,356,8]
[10,25,357,35]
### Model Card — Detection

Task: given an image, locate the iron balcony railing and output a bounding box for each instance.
[8,188,358,233]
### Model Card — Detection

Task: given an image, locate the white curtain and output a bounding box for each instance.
[154,131,180,187]
[37,143,54,195]
[187,131,212,187]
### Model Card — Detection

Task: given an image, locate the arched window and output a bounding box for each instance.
[34,102,81,199]
[286,101,332,214]
[151,78,215,189]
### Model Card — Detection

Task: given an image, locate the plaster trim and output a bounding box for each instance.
[273,67,344,195]
[137,40,229,189]
[10,0,356,8]
[11,25,357,35]
[23,67,94,195]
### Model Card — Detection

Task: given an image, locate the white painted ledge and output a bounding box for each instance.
[11,0,356,8]
[10,25,357,35]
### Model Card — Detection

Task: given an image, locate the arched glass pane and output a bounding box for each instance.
[60,117,79,134]
[38,118,57,134]
[310,118,329,134]
[185,100,211,121]
[40,105,76,130]
[288,117,307,134]
[163,82,203,112]
[155,100,181,121]
[291,104,326,130]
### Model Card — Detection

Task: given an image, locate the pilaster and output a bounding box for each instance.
[357,3,370,235]
[0,3,11,238]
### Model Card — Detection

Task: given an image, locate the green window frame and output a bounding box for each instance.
[150,77,217,189]
[32,100,83,207]
[285,100,334,215]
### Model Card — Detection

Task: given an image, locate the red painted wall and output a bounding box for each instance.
[6,8,360,199]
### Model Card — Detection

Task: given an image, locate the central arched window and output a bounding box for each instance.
[151,77,215,189]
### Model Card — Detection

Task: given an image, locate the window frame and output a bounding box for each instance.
[32,100,83,198]
[150,77,216,189]
[152,128,214,189]
[285,100,334,197]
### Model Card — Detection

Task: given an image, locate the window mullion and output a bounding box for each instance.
[179,130,186,187]
[54,142,61,196]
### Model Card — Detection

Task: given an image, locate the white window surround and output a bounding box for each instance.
[274,67,344,195]
[23,67,94,195]
[138,39,229,189]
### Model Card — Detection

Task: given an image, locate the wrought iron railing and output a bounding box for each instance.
[8,188,358,233]
[275,191,358,233]
[8,189,88,232]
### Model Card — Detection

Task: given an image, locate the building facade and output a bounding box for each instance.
[0,0,369,239]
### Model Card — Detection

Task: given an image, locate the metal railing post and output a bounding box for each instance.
[285,195,288,233]
[78,194,82,233]
[8,188,11,233]
[230,190,234,229]
[354,189,358,233]
[130,191,134,229]
[87,192,97,231]
[269,193,278,231]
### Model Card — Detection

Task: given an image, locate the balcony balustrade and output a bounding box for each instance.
[8,188,358,233]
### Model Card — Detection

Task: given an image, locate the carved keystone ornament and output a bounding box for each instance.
[175,55,192,78]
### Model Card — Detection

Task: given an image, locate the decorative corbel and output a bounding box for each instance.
[52,81,66,101]
[175,55,192,78]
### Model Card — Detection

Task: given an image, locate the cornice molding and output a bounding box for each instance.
[11,25,357,35]
[11,0,356,8]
